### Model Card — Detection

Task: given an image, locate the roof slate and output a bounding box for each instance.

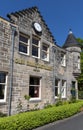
[63,31,80,48]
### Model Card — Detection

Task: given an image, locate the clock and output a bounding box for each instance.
[33,22,42,33]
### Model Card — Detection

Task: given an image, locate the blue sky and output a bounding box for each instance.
[0,0,83,46]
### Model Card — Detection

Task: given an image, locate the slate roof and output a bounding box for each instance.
[63,30,80,48]
[7,6,56,44]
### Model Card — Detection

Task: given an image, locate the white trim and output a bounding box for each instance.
[61,54,66,67]
[29,76,41,100]
[0,74,7,103]
[42,43,49,62]
[61,80,66,98]
[19,34,30,55]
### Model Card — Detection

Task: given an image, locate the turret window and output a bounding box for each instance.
[77,56,80,69]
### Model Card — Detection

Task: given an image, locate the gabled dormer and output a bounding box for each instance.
[7,6,56,44]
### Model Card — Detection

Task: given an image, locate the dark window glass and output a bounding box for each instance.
[29,77,40,98]
[42,45,48,51]
[0,85,4,99]
[29,86,39,97]
[55,87,58,96]
[19,42,27,53]
[32,46,38,57]
[0,73,6,83]
[55,79,58,86]
[30,77,39,85]
[42,52,47,59]
[19,35,28,43]
[32,38,38,46]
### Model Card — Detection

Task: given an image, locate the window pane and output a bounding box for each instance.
[62,80,65,86]
[19,42,27,53]
[55,87,58,96]
[19,35,28,43]
[29,77,40,98]
[0,73,6,83]
[30,77,39,85]
[0,84,5,99]
[32,46,38,57]
[29,86,39,97]
[42,45,48,51]
[42,52,47,59]
[55,79,58,86]
[32,38,38,46]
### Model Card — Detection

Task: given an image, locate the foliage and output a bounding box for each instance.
[78,91,83,99]
[44,101,52,109]
[76,38,83,92]
[0,112,7,117]
[55,99,63,106]
[24,95,31,101]
[24,95,31,111]
[16,99,23,113]
[0,101,83,130]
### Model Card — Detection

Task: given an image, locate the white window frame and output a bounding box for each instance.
[61,80,66,98]
[19,33,30,55]
[32,36,40,59]
[55,79,60,99]
[42,43,49,61]
[29,76,41,101]
[0,72,7,103]
[61,54,66,67]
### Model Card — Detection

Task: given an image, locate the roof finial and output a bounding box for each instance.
[69,29,72,34]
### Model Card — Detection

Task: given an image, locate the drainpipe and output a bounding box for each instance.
[8,25,16,116]
[52,46,56,103]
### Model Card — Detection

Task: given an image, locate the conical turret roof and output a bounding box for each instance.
[63,30,80,48]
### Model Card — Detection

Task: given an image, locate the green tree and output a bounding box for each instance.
[77,38,83,96]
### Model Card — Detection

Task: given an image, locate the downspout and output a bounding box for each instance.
[52,46,56,103]
[8,25,16,116]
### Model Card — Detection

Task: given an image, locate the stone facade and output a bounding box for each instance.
[0,7,81,115]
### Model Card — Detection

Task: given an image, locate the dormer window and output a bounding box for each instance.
[61,54,66,67]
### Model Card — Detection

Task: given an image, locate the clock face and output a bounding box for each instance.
[34,22,42,32]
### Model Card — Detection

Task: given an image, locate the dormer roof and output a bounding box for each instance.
[63,30,80,48]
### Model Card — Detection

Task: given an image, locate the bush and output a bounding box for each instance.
[0,101,83,130]
[78,91,83,99]
[0,112,7,117]
[55,100,63,106]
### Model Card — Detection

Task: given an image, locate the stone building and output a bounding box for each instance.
[0,7,81,115]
